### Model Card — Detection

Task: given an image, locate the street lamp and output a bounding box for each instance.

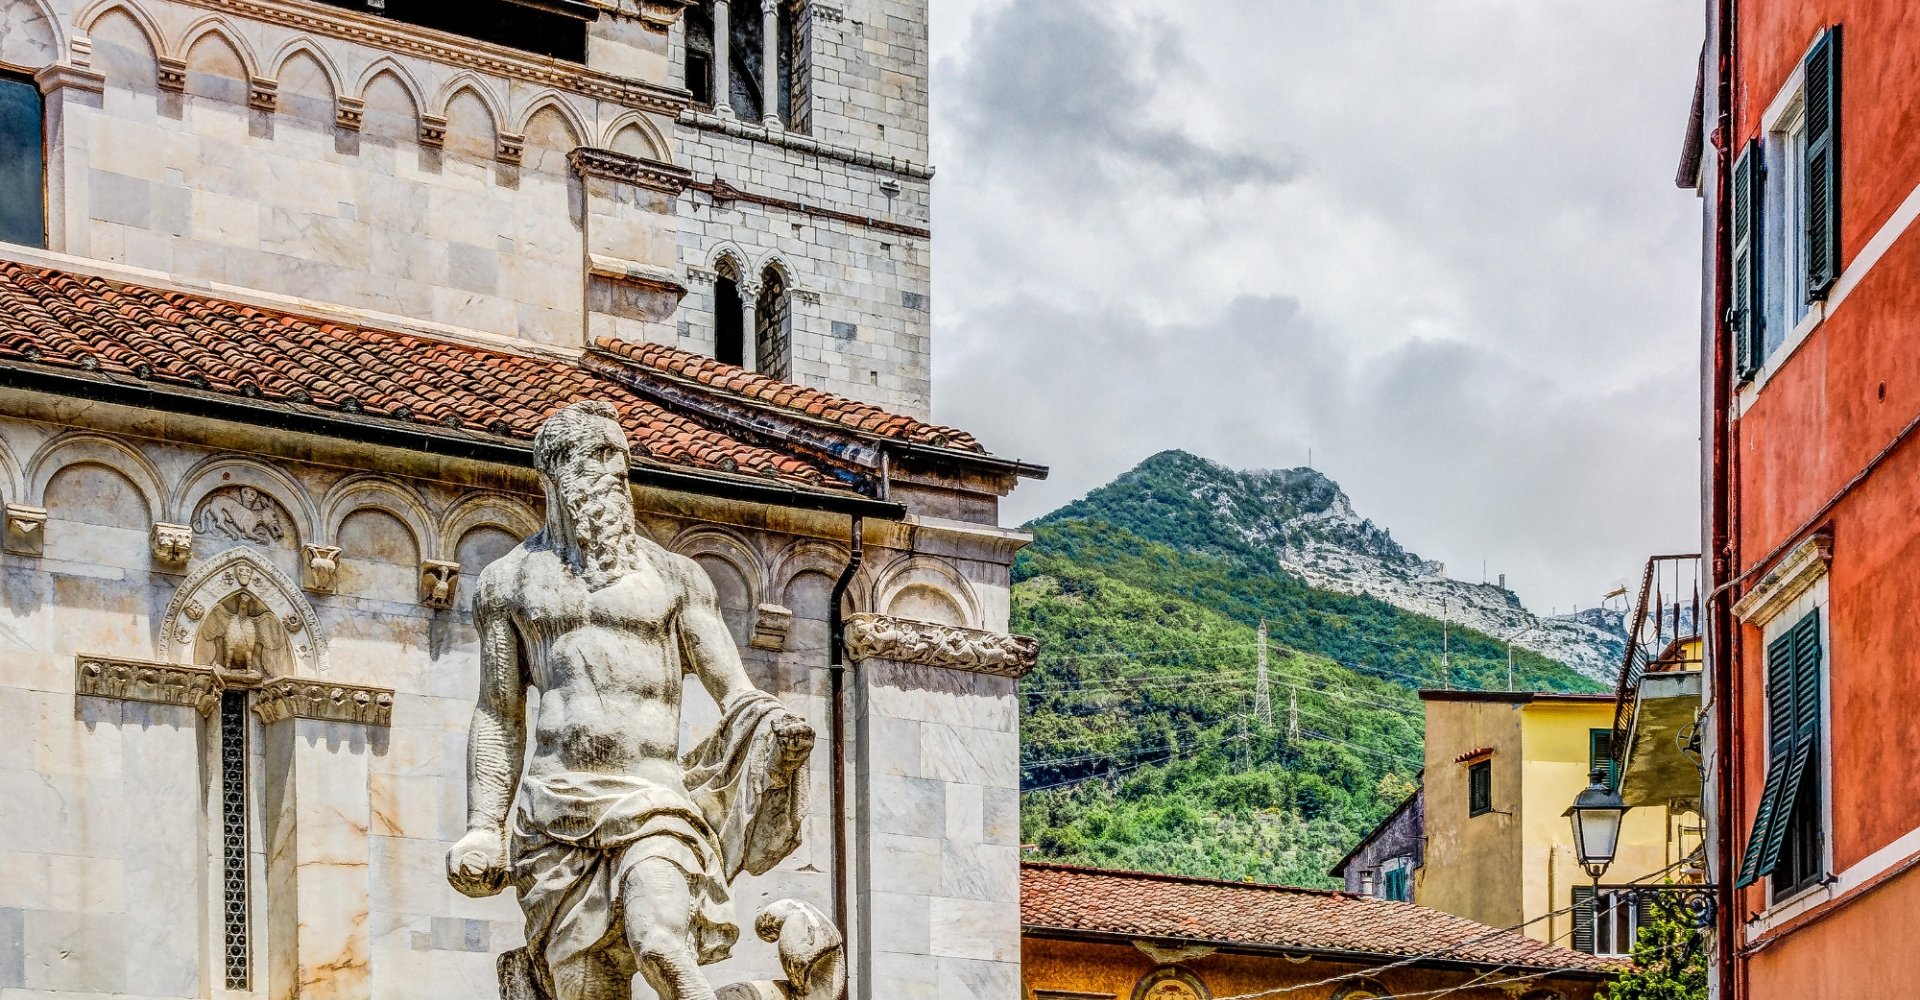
[1564,768,1628,881]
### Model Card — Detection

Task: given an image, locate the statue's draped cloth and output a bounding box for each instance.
[509,690,807,994]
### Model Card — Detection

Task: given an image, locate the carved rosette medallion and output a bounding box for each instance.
[842,613,1039,677]
[158,548,328,674]
[252,678,394,727]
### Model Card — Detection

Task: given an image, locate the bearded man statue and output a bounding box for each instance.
[446,401,832,1000]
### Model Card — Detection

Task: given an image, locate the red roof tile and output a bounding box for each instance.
[0,260,860,489]
[593,336,985,452]
[1021,862,1620,975]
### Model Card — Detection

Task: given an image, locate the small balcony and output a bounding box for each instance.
[1611,554,1705,811]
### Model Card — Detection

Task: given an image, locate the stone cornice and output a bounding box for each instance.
[76,656,221,716]
[570,147,695,193]
[844,613,1038,677]
[252,678,395,727]
[165,0,687,115]
[1732,533,1833,625]
[680,108,935,181]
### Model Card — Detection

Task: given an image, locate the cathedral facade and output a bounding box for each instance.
[0,1,1032,997]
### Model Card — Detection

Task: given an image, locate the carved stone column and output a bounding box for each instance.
[713,0,733,118]
[740,278,761,372]
[762,0,782,128]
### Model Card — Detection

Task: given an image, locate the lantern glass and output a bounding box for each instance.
[1564,769,1628,877]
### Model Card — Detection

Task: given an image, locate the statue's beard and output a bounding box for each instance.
[557,471,644,589]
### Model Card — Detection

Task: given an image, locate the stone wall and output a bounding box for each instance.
[0,394,1025,999]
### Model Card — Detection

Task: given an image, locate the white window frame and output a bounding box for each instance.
[1592,887,1642,958]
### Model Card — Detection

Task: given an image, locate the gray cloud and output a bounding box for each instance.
[929,0,1704,611]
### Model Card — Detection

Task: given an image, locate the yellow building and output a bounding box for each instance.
[1415,690,1700,956]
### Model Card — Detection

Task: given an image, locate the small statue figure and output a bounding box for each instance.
[446,402,836,1000]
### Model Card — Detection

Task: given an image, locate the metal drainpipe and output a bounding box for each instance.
[828,514,864,941]
[1709,0,1739,994]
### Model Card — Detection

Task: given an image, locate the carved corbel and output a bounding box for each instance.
[751,604,793,651]
[156,56,187,92]
[5,503,47,556]
[497,131,525,165]
[419,114,448,148]
[334,96,364,131]
[150,522,193,567]
[420,559,460,609]
[252,677,395,727]
[248,78,278,113]
[302,544,342,595]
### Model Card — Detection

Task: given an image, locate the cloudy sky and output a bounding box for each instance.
[927,0,1706,613]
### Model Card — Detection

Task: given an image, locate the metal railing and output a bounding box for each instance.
[1612,553,1703,763]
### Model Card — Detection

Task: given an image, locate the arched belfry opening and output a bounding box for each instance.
[714,258,746,367]
[755,265,791,380]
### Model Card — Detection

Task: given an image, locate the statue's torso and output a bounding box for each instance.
[493,543,689,784]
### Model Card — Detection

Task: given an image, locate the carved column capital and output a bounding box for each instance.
[843,613,1039,677]
[252,678,395,727]
[76,656,222,716]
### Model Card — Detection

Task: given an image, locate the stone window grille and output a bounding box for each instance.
[0,69,46,248]
[219,689,253,991]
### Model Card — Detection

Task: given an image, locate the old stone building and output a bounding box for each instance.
[0,1,1029,998]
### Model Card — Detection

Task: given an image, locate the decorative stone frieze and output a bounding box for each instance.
[252,677,395,727]
[151,522,193,566]
[156,56,187,92]
[751,604,793,651]
[420,559,460,609]
[569,147,695,194]
[75,656,222,717]
[334,96,365,131]
[1732,533,1833,626]
[843,613,1039,677]
[4,503,46,556]
[302,544,342,595]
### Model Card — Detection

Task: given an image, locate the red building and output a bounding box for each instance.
[1691,1,1920,995]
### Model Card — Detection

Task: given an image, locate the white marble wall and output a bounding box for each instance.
[0,402,1025,999]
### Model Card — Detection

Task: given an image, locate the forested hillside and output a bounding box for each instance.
[1016,453,1603,887]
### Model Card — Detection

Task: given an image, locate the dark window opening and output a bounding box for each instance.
[728,0,764,121]
[1590,729,1618,791]
[685,2,714,106]
[313,0,589,63]
[1468,759,1492,816]
[1773,759,1823,898]
[754,267,791,380]
[0,71,46,248]
[714,273,744,367]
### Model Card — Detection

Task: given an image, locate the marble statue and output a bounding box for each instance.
[447,401,846,1000]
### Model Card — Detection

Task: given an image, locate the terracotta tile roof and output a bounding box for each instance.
[0,260,876,489]
[1021,862,1620,975]
[1454,746,1495,764]
[593,335,985,452]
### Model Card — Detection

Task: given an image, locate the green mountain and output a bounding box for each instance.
[1016,450,1602,887]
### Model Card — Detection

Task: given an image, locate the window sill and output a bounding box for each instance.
[1735,302,1825,414]
[1744,877,1834,937]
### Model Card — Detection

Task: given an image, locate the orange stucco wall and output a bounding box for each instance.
[1020,937,1605,1000]
[1721,0,1920,991]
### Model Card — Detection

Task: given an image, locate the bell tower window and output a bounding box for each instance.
[684,1,806,131]
[714,265,745,367]
[0,69,45,248]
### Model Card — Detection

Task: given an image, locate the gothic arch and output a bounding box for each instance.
[0,0,63,73]
[268,37,343,98]
[320,475,436,556]
[602,110,670,161]
[513,90,588,143]
[176,14,260,82]
[26,432,164,522]
[158,545,328,674]
[430,71,505,128]
[438,493,541,562]
[350,56,426,114]
[171,455,317,545]
[871,554,981,629]
[708,242,753,281]
[75,0,165,60]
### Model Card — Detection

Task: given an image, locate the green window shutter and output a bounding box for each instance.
[1805,27,1842,298]
[1730,140,1764,380]
[1590,729,1618,790]
[1571,885,1597,954]
[1634,891,1659,949]
[1737,612,1825,887]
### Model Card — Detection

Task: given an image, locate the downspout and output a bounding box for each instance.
[1708,0,1739,995]
[828,514,864,941]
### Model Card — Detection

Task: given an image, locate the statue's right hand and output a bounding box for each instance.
[447,826,508,898]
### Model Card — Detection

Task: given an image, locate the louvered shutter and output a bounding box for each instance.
[1634,891,1659,950]
[1735,628,1802,887]
[1805,27,1842,298]
[1730,141,1763,380]
[1571,885,1597,954]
